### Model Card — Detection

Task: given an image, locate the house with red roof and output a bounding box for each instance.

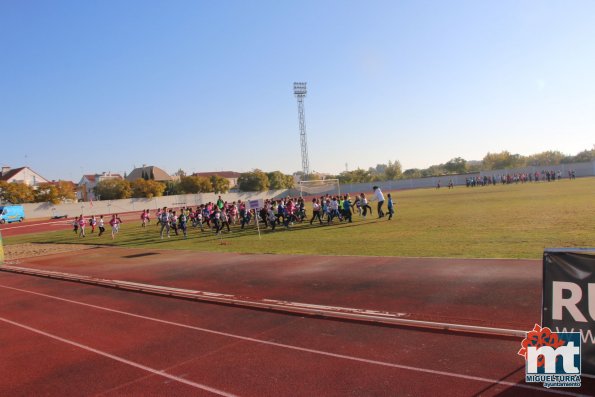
[78,172,123,201]
[0,166,49,186]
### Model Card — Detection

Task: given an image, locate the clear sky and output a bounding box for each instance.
[1,0,594,181]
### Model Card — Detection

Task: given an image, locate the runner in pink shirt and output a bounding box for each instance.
[109,214,121,239]
[78,215,86,238]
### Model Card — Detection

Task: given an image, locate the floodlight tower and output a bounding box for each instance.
[293,82,310,179]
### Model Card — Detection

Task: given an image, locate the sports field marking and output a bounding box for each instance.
[1,220,69,230]
[0,315,238,397]
[0,283,588,396]
[0,265,525,337]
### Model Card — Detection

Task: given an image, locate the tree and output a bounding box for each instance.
[94,179,132,200]
[34,183,59,204]
[305,173,321,181]
[283,174,295,189]
[0,181,35,203]
[570,148,595,163]
[422,164,447,177]
[56,181,76,202]
[267,171,294,189]
[210,175,230,194]
[402,168,422,179]
[444,157,467,174]
[466,161,482,172]
[384,160,402,180]
[34,181,75,204]
[482,151,523,170]
[131,178,166,198]
[238,170,269,191]
[337,168,373,184]
[179,176,212,194]
[525,151,565,166]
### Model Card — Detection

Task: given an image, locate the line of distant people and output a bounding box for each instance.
[465,169,577,187]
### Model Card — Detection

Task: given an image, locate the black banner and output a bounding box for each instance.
[543,249,595,375]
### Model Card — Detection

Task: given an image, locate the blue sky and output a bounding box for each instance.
[1,1,594,181]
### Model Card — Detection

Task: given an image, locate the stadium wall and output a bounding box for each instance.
[337,173,478,196]
[339,160,595,196]
[478,160,595,178]
[21,190,288,219]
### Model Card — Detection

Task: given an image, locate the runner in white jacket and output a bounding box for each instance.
[373,186,385,218]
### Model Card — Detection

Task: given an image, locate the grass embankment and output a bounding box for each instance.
[5,178,594,259]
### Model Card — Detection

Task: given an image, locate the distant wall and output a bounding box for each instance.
[341,160,595,195]
[478,160,595,178]
[21,190,288,219]
[338,173,478,195]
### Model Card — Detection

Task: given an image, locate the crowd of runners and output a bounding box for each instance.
[72,214,122,239]
[153,187,394,238]
[70,187,395,240]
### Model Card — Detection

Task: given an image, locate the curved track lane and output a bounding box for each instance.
[1,272,592,396]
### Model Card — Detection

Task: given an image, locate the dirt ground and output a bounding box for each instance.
[3,243,97,261]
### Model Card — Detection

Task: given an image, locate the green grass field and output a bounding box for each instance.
[5,177,595,259]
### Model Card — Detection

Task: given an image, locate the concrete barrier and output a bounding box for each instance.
[21,190,289,219]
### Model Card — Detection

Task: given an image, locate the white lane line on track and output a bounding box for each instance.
[0,283,588,397]
[0,316,238,397]
[0,221,69,230]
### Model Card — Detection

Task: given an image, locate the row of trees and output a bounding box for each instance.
[0,181,76,204]
[94,175,232,200]
[237,170,295,192]
[0,170,296,203]
[328,147,595,183]
[2,147,593,202]
[94,171,296,197]
[481,149,595,170]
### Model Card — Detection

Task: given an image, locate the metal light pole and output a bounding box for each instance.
[293,82,310,179]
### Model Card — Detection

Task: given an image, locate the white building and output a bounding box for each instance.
[0,166,49,186]
[78,172,123,201]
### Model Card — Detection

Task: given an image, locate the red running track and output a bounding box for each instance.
[9,247,543,329]
[1,248,594,395]
[0,211,144,238]
[3,271,592,396]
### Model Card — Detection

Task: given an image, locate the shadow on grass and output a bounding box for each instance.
[18,216,389,251]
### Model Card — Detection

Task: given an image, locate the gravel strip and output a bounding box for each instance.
[3,243,98,261]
